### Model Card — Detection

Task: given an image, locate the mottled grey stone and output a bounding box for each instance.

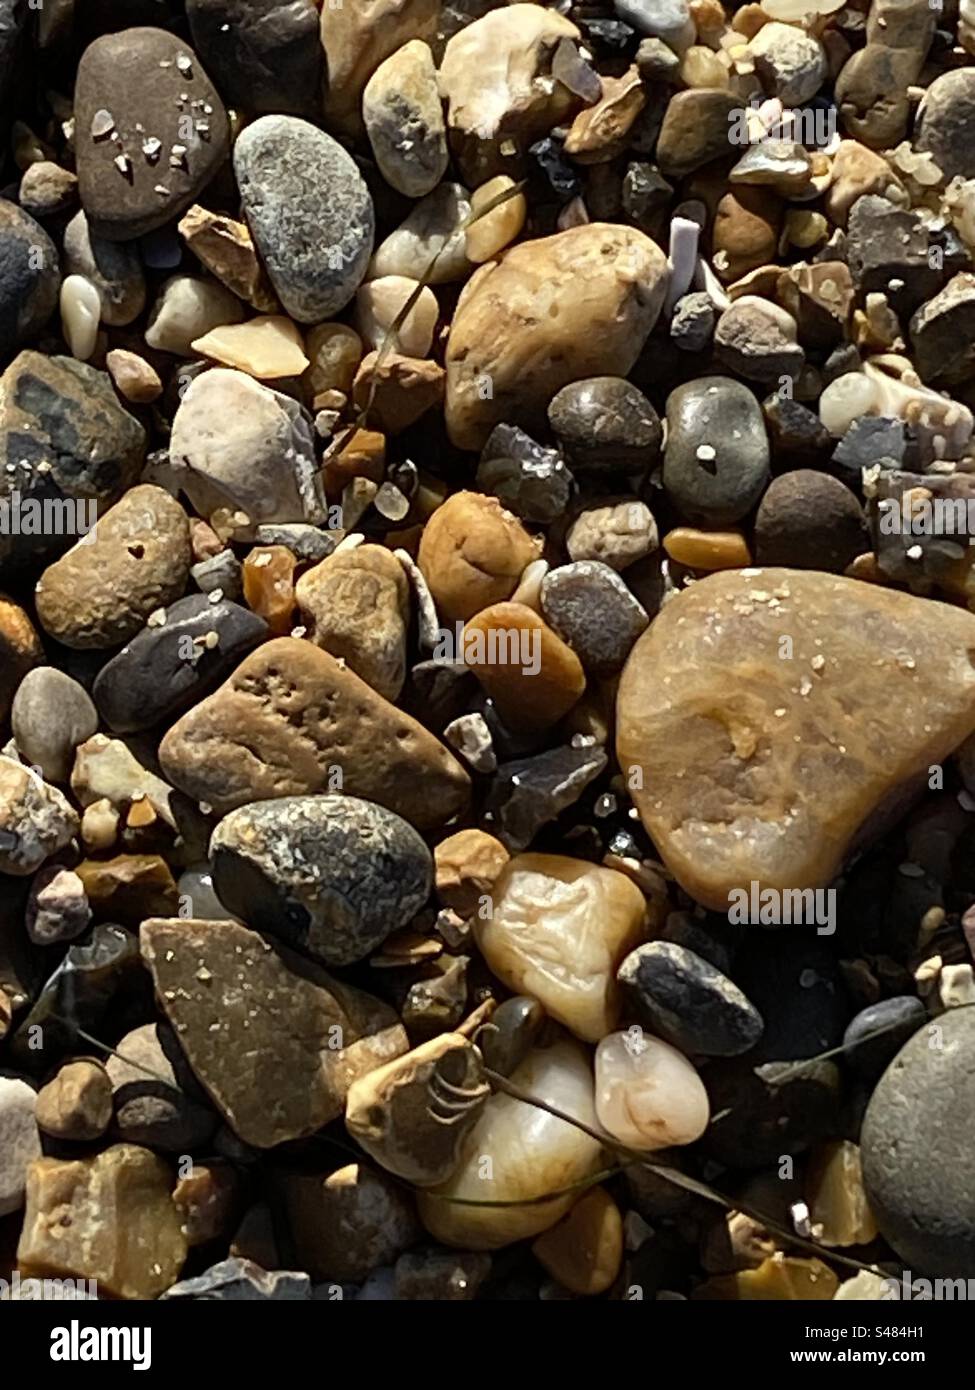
[0,200,59,357]
[618,940,763,1057]
[540,560,648,674]
[663,376,769,526]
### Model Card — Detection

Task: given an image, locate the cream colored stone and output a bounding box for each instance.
[320,0,441,135]
[144,275,244,356]
[805,1141,879,1247]
[191,316,309,380]
[595,1029,709,1151]
[355,276,438,358]
[475,853,647,1042]
[59,274,100,361]
[465,176,527,263]
[445,223,669,449]
[439,4,580,151]
[418,1040,604,1249]
[617,568,975,910]
[435,828,509,915]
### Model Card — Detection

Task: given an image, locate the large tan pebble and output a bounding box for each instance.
[595,1029,710,1150]
[445,223,668,450]
[35,485,190,649]
[362,40,447,198]
[475,853,647,1042]
[417,490,539,624]
[462,601,586,733]
[160,637,470,827]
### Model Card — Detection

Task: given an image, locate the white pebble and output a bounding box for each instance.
[59,274,101,361]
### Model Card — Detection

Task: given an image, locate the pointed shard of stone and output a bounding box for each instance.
[616,568,975,910]
[140,918,408,1148]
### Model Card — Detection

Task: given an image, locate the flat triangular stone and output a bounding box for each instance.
[617,568,975,910]
[141,918,408,1148]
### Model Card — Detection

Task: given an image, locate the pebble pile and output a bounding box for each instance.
[2,0,975,1306]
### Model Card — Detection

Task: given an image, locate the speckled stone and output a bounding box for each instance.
[234,115,374,322]
[540,561,648,675]
[0,199,59,356]
[862,1006,975,1277]
[210,795,432,966]
[74,28,230,241]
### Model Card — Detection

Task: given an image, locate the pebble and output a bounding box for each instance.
[363,40,447,198]
[169,368,322,536]
[663,377,770,526]
[713,187,781,282]
[242,544,294,635]
[355,275,438,359]
[714,297,804,385]
[565,498,658,572]
[418,491,539,624]
[74,29,229,241]
[106,348,162,403]
[0,1077,40,1216]
[670,291,716,352]
[463,601,586,733]
[0,200,59,358]
[477,424,573,524]
[548,377,662,475]
[95,592,266,734]
[618,941,764,1057]
[320,0,440,135]
[656,90,738,177]
[279,1163,418,1282]
[615,0,693,46]
[843,997,926,1080]
[210,795,432,966]
[915,68,975,181]
[141,916,408,1147]
[438,5,580,181]
[846,196,941,319]
[163,1258,309,1301]
[25,865,91,945]
[479,995,544,1078]
[475,853,646,1042]
[35,484,190,649]
[17,1145,188,1299]
[861,1005,975,1276]
[540,561,649,675]
[595,1028,710,1150]
[663,527,752,571]
[466,176,527,263]
[144,274,244,356]
[368,183,472,284]
[34,1060,112,1142]
[754,470,866,572]
[76,853,179,924]
[824,141,903,229]
[445,223,669,450]
[234,115,374,322]
[161,637,470,826]
[617,569,975,910]
[295,544,409,700]
[0,594,43,722]
[805,1141,878,1248]
[909,272,975,386]
[106,1021,217,1150]
[186,0,323,118]
[62,210,145,327]
[345,1033,487,1185]
[192,315,308,379]
[0,756,78,875]
[71,734,176,826]
[532,1187,623,1296]
[304,322,363,399]
[352,349,445,434]
[434,828,509,916]
[485,742,609,851]
[19,159,78,218]
[748,22,826,105]
[0,349,146,573]
[418,1039,604,1249]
